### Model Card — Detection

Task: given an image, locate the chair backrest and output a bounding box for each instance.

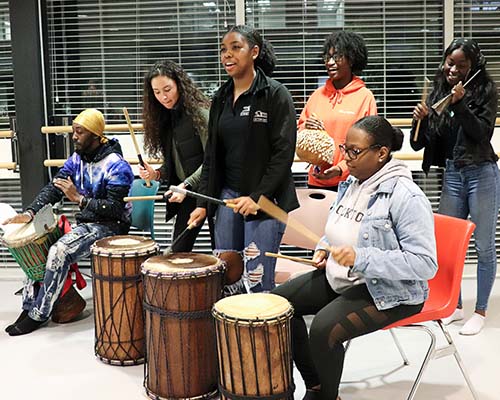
[129,178,160,240]
[282,188,337,250]
[428,213,475,317]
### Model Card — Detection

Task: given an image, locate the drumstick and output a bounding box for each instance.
[257,195,336,254]
[123,195,164,202]
[169,186,255,213]
[265,252,317,266]
[413,77,431,142]
[123,107,151,187]
[164,223,197,255]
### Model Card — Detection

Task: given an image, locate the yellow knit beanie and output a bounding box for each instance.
[73,109,107,143]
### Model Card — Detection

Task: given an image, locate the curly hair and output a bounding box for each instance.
[142,60,210,158]
[224,25,277,77]
[321,30,368,75]
[428,38,496,134]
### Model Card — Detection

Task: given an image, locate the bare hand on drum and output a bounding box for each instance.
[413,102,429,120]
[451,81,465,104]
[166,183,187,203]
[312,250,327,269]
[188,207,206,227]
[225,196,260,217]
[331,245,356,267]
[2,213,32,225]
[53,177,81,203]
[312,165,342,180]
[138,161,158,181]
[304,114,325,130]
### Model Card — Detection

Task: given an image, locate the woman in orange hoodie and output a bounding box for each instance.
[298,30,377,190]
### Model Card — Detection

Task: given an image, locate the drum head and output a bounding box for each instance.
[2,218,57,247]
[91,235,157,256]
[142,253,221,277]
[213,293,291,321]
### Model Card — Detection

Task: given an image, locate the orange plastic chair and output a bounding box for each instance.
[379,213,477,400]
[274,188,337,284]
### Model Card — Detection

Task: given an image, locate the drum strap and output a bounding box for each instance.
[218,384,295,400]
[143,301,211,320]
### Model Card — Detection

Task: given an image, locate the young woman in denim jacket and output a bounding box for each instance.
[273,116,437,400]
[411,39,499,335]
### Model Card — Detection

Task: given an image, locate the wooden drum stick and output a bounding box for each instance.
[257,195,336,254]
[123,107,151,187]
[265,252,317,266]
[413,77,430,142]
[123,195,164,202]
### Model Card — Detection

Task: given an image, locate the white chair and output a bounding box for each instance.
[275,188,337,284]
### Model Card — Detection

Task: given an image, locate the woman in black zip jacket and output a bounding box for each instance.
[189,25,299,294]
[410,38,499,335]
[139,60,211,252]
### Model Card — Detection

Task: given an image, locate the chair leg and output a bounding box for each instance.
[389,329,410,366]
[396,325,436,400]
[438,321,480,400]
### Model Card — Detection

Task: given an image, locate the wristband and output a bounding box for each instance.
[79,197,88,209]
[23,210,34,222]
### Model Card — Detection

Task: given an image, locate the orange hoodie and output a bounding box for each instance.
[298,76,377,187]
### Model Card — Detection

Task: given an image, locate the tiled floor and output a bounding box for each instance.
[0,270,498,400]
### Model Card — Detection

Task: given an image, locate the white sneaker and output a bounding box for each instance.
[442,308,464,325]
[459,313,485,336]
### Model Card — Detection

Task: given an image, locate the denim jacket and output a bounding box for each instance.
[318,174,437,310]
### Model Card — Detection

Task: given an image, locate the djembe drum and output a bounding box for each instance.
[90,235,159,366]
[296,128,335,166]
[212,293,294,400]
[142,253,225,400]
[2,208,61,281]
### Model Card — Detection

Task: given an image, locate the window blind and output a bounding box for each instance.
[0,1,13,130]
[46,0,236,123]
[245,0,444,118]
[454,1,500,115]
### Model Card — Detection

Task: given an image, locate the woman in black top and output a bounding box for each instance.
[189,25,298,294]
[140,60,211,252]
[411,38,499,335]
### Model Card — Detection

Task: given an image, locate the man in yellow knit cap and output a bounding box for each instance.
[3,109,134,336]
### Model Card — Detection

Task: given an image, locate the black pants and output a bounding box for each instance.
[166,196,214,252]
[272,269,423,400]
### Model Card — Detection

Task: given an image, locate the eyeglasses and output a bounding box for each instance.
[338,143,381,160]
[322,53,344,63]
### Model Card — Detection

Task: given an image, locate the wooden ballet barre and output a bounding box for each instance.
[41,123,143,134]
[0,130,14,138]
[40,118,500,135]
[0,162,16,169]
[43,158,163,167]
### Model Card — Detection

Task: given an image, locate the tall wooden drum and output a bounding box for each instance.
[212,293,294,400]
[142,253,225,400]
[91,235,159,366]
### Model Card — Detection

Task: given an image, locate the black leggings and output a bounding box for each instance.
[272,269,423,400]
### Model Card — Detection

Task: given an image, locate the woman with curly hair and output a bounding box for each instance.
[299,30,377,191]
[140,60,211,252]
[411,38,499,335]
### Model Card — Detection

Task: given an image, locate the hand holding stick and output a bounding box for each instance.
[414,77,431,142]
[431,69,481,115]
[169,186,259,214]
[123,107,151,187]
